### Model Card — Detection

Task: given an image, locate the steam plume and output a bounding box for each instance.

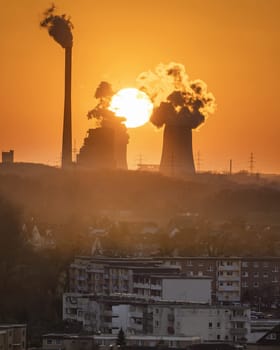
[137,62,216,118]
[40,4,73,48]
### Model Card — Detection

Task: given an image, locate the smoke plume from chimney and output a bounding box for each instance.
[40,4,73,48]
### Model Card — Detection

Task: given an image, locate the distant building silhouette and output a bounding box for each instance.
[79,81,129,170]
[1,150,14,164]
[77,123,129,170]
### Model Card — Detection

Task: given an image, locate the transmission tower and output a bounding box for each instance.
[249,152,255,175]
[196,151,202,172]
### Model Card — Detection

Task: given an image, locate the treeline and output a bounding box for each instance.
[0,194,82,345]
[0,165,280,225]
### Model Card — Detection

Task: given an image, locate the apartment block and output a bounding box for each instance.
[68,256,280,304]
[161,257,280,303]
[62,294,250,343]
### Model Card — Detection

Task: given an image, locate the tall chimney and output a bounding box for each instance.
[61,46,72,168]
[40,5,74,169]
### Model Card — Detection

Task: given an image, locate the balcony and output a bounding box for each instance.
[230,315,248,322]
[150,284,162,290]
[218,265,240,271]
[218,285,240,292]
[133,283,150,289]
[130,311,143,318]
[218,275,240,281]
[230,328,247,336]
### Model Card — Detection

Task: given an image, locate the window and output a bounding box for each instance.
[209,322,212,328]
[227,271,233,276]
[242,272,248,277]
[272,276,278,283]
[242,282,248,288]
[263,262,269,268]
[227,261,233,266]
[272,266,278,272]
[242,262,248,267]
[217,335,220,340]
[253,272,259,278]
[253,262,259,268]
[217,322,220,328]
[263,272,268,278]
[253,282,259,288]
[187,260,193,266]
[47,340,52,345]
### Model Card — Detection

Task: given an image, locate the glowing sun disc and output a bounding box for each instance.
[109,88,153,128]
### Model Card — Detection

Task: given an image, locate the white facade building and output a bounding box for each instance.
[63,294,250,343]
[161,277,211,304]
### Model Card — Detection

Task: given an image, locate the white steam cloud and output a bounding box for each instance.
[136,62,216,118]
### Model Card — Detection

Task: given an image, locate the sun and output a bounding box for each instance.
[109,88,153,128]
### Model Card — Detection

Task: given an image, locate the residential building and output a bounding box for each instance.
[62,294,250,343]
[68,256,280,303]
[0,324,26,350]
[161,257,280,303]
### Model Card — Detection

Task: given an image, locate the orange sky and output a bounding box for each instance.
[0,0,280,173]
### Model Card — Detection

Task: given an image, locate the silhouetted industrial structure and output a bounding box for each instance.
[151,91,204,177]
[41,6,73,168]
[77,82,129,170]
[77,122,129,170]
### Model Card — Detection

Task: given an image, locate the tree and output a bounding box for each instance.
[116,328,126,347]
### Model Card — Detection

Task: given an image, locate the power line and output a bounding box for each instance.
[196,151,202,172]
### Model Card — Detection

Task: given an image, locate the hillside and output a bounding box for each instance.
[0,163,279,225]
